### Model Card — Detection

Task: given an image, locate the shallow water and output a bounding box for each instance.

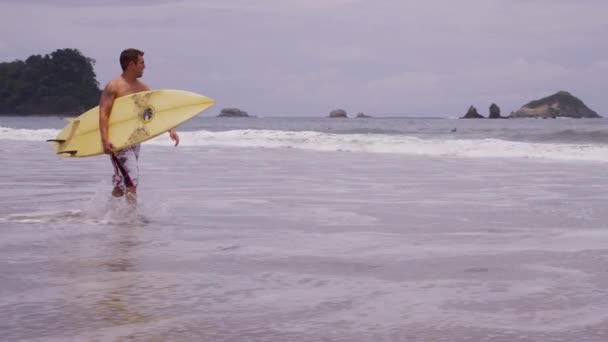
[2,139,608,341]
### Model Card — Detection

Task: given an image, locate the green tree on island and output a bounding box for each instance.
[0,48,101,115]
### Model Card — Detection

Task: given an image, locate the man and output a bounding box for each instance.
[99,48,179,200]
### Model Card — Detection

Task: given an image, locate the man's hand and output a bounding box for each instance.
[102,140,114,154]
[169,129,179,146]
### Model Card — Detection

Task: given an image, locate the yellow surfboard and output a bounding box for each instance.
[48,89,215,157]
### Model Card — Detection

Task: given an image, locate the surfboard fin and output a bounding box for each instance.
[46,139,66,143]
[57,150,78,156]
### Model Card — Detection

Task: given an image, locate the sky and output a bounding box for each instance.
[1,0,607,117]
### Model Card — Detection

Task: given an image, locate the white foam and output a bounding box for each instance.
[150,129,608,162]
[0,126,60,141]
[3,126,607,162]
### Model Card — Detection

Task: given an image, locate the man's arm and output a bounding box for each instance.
[169,128,179,146]
[99,83,116,154]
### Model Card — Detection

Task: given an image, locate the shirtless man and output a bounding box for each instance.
[99,48,179,200]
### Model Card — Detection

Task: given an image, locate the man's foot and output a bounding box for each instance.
[112,186,124,197]
[126,186,137,204]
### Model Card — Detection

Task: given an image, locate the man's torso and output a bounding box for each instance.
[110,76,148,98]
[109,77,149,150]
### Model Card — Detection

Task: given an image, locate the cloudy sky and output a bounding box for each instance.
[1,0,607,116]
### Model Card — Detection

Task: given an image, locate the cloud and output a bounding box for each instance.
[2,0,361,12]
[593,60,608,70]
[0,0,606,116]
[0,0,185,7]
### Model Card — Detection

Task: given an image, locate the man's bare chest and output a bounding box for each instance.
[115,83,147,98]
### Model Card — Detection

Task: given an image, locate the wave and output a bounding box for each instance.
[0,126,60,141]
[525,129,608,144]
[2,126,607,162]
[335,128,406,135]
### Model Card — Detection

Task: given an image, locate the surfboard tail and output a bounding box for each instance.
[49,119,81,156]
[57,150,78,156]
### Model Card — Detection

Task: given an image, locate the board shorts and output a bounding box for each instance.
[111,145,140,190]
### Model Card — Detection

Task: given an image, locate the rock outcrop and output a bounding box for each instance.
[510,91,600,118]
[355,112,371,118]
[329,109,348,118]
[460,105,485,119]
[488,103,505,119]
[218,108,250,117]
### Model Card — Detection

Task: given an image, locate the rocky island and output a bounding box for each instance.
[488,103,506,119]
[217,108,250,117]
[459,91,600,119]
[328,109,348,118]
[460,105,484,119]
[510,91,600,118]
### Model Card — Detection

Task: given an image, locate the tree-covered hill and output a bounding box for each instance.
[0,48,101,115]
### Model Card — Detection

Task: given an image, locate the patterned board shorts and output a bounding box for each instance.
[111,145,140,190]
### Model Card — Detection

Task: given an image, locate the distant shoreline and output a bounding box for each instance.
[1,114,605,120]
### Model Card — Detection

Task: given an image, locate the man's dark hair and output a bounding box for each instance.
[120,48,144,71]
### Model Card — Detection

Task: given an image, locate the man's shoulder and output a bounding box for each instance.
[136,80,150,91]
[104,77,123,91]
[111,75,130,86]
[104,77,149,97]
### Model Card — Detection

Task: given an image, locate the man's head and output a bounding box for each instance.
[120,48,145,78]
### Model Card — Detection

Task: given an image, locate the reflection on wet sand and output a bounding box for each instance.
[95,221,154,333]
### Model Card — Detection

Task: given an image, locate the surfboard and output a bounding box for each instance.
[47,89,215,157]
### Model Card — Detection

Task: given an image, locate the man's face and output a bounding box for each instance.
[131,55,145,78]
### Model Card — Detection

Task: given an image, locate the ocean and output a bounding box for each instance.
[2,115,608,341]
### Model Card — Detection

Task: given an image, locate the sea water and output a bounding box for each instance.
[1,115,608,341]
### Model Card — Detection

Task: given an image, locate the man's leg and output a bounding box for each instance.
[112,145,140,203]
[125,185,137,203]
[111,155,125,197]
